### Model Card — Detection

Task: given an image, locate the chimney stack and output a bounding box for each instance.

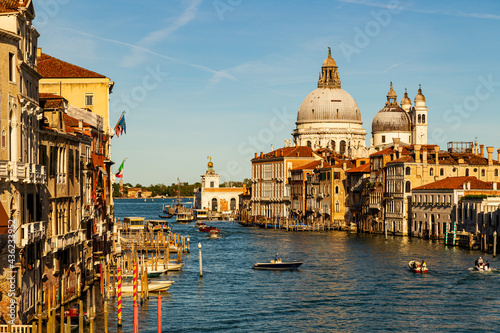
[414,144,421,163]
[493,182,498,191]
[434,146,439,165]
[475,141,478,155]
[255,153,257,158]
[480,144,485,157]
[487,146,494,166]
[422,147,428,164]
[37,47,42,58]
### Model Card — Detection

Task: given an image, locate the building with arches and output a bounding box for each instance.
[194,159,243,214]
[292,49,368,158]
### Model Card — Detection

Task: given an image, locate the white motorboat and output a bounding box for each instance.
[114,280,174,294]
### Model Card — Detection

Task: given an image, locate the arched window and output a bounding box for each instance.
[465,168,469,177]
[430,168,434,176]
[481,169,485,177]
[418,114,422,123]
[440,168,444,176]
[422,114,426,123]
[495,169,499,177]
[331,140,336,151]
[406,166,411,175]
[405,181,411,193]
[340,141,347,155]
[211,198,218,212]
[230,198,236,211]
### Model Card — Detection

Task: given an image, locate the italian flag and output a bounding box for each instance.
[115,158,126,178]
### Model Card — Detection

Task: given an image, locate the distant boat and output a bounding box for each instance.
[253,256,303,270]
[209,229,219,238]
[158,213,174,219]
[408,260,428,273]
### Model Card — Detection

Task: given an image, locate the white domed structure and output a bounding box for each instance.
[372,83,412,146]
[292,48,368,158]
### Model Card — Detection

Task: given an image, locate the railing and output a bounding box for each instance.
[32,164,46,183]
[0,324,35,333]
[21,221,46,247]
[0,160,8,178]
[17,162,27,180]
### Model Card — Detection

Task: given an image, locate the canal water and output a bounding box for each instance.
[100,199,500,332]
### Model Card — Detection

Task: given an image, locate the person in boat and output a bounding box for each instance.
[275,253,280,262]
[475,258,479,267]
[478,257,483,265]
[485,261,490,269]
[421,260,426,269]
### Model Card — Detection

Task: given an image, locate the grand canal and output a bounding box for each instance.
[100,199,500,332]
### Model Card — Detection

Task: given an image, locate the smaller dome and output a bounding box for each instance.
[372,106,411,133]
[387,82,397,99]
[401,89,411,105]
[415,85,426,102]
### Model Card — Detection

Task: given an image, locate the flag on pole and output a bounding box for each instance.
[115,158,127,178]
[115,113,127,137]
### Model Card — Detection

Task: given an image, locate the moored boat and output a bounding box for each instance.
[115,280,174,294]
[408,260,428,273]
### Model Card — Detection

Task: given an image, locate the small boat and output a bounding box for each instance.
[122,269,166,279]
[253,256,303,270]
[158,213,174,219]
[195,221,206,228]
[475,264,491,271]
[408,260,428,273]
[474,258,491,271]
[176,211,193,223]
[209,229,219,238]
[56,307,89,327]
[199,226,220,233]
[116,280,174,294]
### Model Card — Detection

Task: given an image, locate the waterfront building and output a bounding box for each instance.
[292,49,368,158]
[0,0,45,323]
[345,161,370,229]
[251,146,321,220]
[290,160,322,221]
[37,50,115,271]
[411,176,497,239]
[366,141,500,236]
[194,159,243,213]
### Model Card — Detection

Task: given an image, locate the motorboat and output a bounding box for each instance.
[474,258,491,271]
[115,280,174,294]
[408,260,428,273]
[253,257,303,270]
[122,269,166,279]
[56,306,89,328]
[199,226,220,233]
[209,229,219,238]
[195,221,206,228]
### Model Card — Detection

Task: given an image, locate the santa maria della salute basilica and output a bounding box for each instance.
[292,48,428,157]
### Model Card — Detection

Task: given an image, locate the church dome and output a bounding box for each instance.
[372,83,411,133]
[297,88,361,123]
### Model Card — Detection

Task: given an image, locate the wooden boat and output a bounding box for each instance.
[56,307,89,327]
[195,221,206,228]
[116,280,174,294]
[158,213,174,219]
[253,257,303,270]
[199,226,220,233]
[408,260,428,273]
[122,269,166,279]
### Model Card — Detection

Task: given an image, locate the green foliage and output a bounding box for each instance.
[461,194,488,201]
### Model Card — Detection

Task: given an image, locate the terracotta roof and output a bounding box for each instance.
[291,160,322,171]
[387,156,415,164]
[253,146,316,160]
[347,162,371,173]
[37,53,107,78]
[413,176,492,190]
[0,0,27,13]
[39,94,66,109]
[370,147,411,157]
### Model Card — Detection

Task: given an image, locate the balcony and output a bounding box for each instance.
[0,160,8,178]
[31,164,47,184]
[21,221,46,247]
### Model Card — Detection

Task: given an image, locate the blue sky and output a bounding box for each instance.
[34,0,500,186]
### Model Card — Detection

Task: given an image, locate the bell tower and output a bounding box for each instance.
[201,157,220,189]
[411,85,428,145]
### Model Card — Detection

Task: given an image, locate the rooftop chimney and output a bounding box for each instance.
[493,182,498,191]
[37,47,42,58]
[480,144,485,157]
[434,146,439,165]
[414,144,421,163]
[422,147,428,165]
[487,146,494,166]
[474,141,478,155]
